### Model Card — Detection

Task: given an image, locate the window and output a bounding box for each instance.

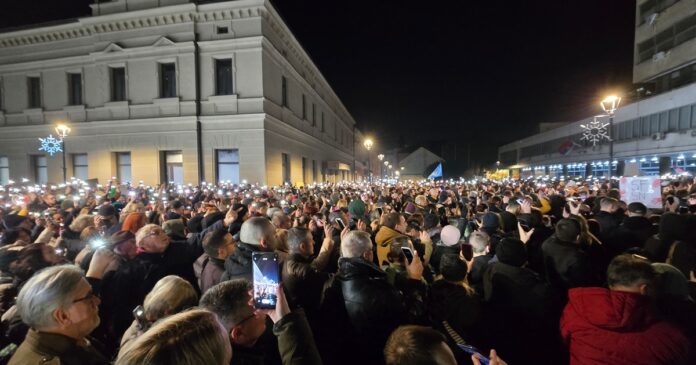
[321,112,325,132]
[216,149,240,184]
[110,67,126,101]
[28,76,41,108]
[160,63,176,98]
[302,157,307,182]
[162,151,183,185]
[72,154,88,181]
[637,12,696,63]
[68,73,82,105]
[282,153,290,183]
[33,155,47,184]
[0,78,3,110]
[281,76,287,107]
[117,152,131,183]
[302,94,307,120]
[312,160,317,182]
[312,104,316,126]
[0,157,8,185]
[215,59,233,95]
[216,26,229,34]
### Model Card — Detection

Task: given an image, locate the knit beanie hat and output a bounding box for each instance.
[481,212,500,229]
[440,225,461,247]
[652,263,690,300]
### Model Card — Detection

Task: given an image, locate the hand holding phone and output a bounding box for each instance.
[252,252,279,309]
[401,246,414,264]
[336,218,346,230]
[458,344,490,365]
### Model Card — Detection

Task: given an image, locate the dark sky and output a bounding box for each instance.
[1,0,637,175]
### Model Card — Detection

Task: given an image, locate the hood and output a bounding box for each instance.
[566,287,656,331]
[375,226,405,247]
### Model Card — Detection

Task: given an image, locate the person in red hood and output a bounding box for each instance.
[560,254,690,365]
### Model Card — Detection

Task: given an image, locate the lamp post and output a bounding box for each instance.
[363,138,373,182]
[388,164,393,178]
[383,160,389,179]
[55,124,71,183]
[600,95,621,178]
[377,154,384,179]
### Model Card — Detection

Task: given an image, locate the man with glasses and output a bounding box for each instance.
[10,265,108,365]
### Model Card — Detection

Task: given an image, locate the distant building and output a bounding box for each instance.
[498,0,696,178]
[393,147,443,181]
[0,0,357,185]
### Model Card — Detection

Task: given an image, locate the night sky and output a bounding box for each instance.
[1,0,637,176]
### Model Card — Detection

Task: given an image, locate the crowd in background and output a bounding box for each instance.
[0,175,694,365]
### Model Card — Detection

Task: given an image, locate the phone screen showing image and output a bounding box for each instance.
[252,252,279,309]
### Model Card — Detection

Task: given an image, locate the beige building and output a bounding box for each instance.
[0,0,357,186]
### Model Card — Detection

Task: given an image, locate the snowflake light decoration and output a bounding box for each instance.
[580,117,610,146]
[38,134,63,156]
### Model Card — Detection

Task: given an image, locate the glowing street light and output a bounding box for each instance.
[363,138,374,182]
[600,95,621,178]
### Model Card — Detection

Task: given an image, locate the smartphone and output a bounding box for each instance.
[457,344,489,365]
[461,243,474,261]
[252,252,279,309]
[401,247,414,264]
[336,218,346,230]
[376,207,383,216]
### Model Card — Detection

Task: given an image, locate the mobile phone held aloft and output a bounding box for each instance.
[336,218,346,230]
[252,252,279,309]
[401,247,414,264]
[457,344,489,365]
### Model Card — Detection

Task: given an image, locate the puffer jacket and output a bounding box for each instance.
[374,226,405,266]
[560,287,690,365]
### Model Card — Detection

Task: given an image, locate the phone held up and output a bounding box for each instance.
[457,344,490,365]
[461,243,474,261]
[401,246,415,264]
[252,252,279,310]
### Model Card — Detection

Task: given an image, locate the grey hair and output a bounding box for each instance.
[135,224,162,247]
[469,231,490,254]
[341,230,373,258]
[199,279,252,331]
[239,217,273,246]
[16,264,85,330]
[266,207,281,218]
[286,227,310,253]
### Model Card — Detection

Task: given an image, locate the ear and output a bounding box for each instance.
[230,327,241,343]
[258,238,268,250]
[52,308,71,327]
[638,283,649,296]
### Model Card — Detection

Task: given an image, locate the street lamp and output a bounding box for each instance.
[55,123,71,183]
[363,138,373,182]
[600,95,621,178]
[388,164,393,178]
[377,154,384,180]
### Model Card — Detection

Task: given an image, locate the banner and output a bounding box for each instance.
[619,176,662,208]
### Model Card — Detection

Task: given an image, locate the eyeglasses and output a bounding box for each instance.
[234,312,256,327]
[72,291,99,304]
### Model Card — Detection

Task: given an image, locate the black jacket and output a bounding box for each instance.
[221,242,260,282]
[318,257,425,365]
[541,235,599,294]
[593,211,622,239]
[606,216,656,259]
[282,253,331,323]
[428,280,482,345]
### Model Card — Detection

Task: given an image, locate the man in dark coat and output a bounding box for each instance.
[606,202,656,260]
[318,230,426,365]
[194,227,236,294]
[221,217,279,282]
[542,219,599,297]
[593,197,622,241]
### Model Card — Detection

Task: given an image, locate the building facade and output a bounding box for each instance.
[0,0,357,186]
[498,0,696,179]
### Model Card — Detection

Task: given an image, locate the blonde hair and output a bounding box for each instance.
[143,276,198,324]
[135,224,162,248]
[115,309,230,365]
[69,214,95,233]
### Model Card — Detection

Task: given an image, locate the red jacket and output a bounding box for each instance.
[560,287,689,365]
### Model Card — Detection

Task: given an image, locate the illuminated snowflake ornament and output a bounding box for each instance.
[580,117,610,147]
[38,134,63,156]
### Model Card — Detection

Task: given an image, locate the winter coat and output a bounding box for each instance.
[542,235,599,294]
[317,257,425,365]
[428,280,481,345]
[282,253,331,323]
[9,329,109,365]
[221,242,260,283]
[374,226,406,266]
[561,287,690,365]
[605,216,656,259]
[593,211,622,240]
[193,253,225,294]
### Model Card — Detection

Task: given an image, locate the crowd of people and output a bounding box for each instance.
[0,175,694,364]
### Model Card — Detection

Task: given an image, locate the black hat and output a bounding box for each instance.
[165,211,182,221]
[627,202,647,215]
[439,254,468,282]
[423,214,439,230]
[555,219,581,243]
[481,212,500,229]
[496,238,527,267]
[98,204,116,218]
